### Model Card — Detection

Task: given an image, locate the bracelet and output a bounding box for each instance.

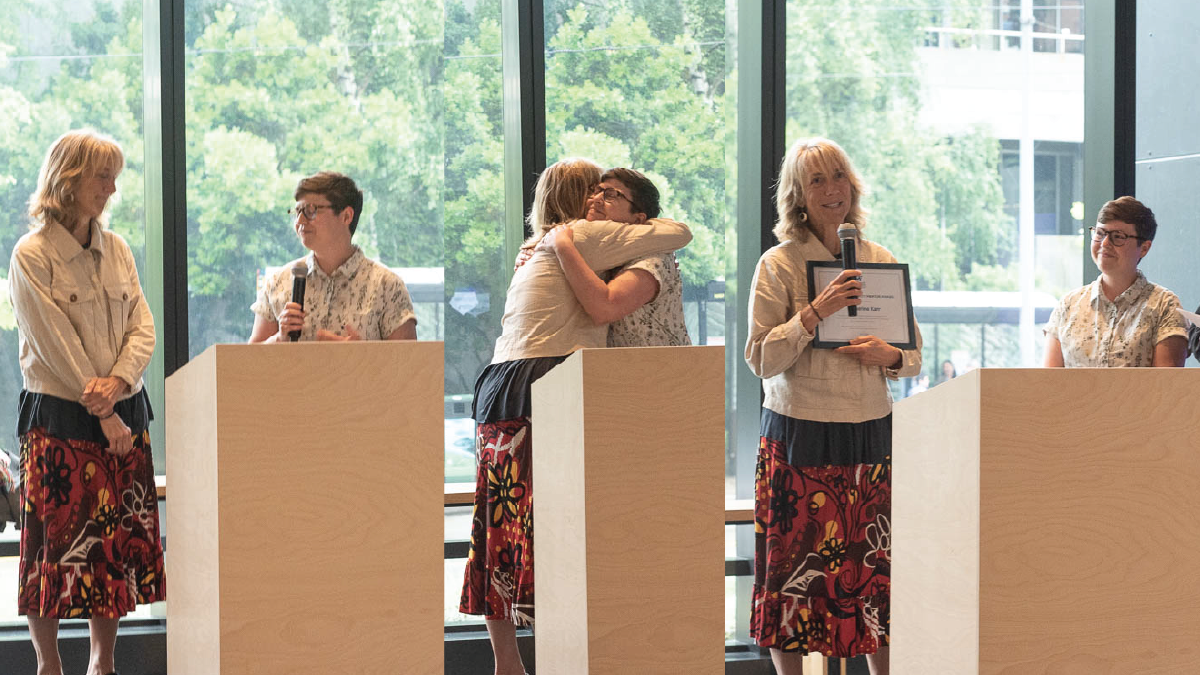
[811,304,823,321]
[100,411,117,421]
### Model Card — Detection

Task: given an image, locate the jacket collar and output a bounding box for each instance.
[45,219,105,261]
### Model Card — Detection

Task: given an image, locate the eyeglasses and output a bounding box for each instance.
[590,186,642,213]
[288,203,334,220]
[1089,226,1142,247]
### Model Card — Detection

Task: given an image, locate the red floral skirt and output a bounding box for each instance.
[751,431,890,658]
[458,417,535,625]
[18,427,166,619]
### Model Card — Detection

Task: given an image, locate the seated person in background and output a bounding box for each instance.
[534,167,691,347]
[248,171,417,343]
[1043,196,1186,367]
[1189,304,1200,364]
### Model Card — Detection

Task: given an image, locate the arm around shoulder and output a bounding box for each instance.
[574,218,693,271]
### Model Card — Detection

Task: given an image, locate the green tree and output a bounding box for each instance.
[785,1,1009,293]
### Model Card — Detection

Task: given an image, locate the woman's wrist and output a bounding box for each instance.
[811,303,824,322]
[99,410,117,421]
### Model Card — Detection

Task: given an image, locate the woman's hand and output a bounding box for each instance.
[81,376,129,417]
[810,268,863,321]
[513,244,535,271]
[275,302,305,341]
[835,336,903,368]
[99,413,133,456]
[534,224,575,253]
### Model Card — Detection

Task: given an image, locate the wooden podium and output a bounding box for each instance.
[165,342,444,675]
[892,368,1200,674]
[530,346,725,675]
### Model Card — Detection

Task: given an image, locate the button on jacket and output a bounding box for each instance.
[8,219,155,401]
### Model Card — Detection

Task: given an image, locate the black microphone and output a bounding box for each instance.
[288,262,308,341]
[837,224,859,317]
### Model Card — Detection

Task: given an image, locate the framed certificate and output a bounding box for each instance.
[805,261,918,349]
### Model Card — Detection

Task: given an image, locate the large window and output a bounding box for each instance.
[443,0,504,486]
[541,0,731,485]
[786,0,1084,387]
[442,0,503,626]
[182,0,444,354]
[0,0,150,626]
[0,0,1101,661]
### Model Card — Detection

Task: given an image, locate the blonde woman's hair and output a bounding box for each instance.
[774,137,867,243]
[526,157,603,244]
[29,129,125,230]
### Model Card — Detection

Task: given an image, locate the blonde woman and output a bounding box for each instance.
[460,158,691,674]
[745,138,922,675]
[9,130,163,675]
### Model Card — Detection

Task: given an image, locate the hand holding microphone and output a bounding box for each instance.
[837,224,860,317]
[277,262,308,342]
[810,268,863,323]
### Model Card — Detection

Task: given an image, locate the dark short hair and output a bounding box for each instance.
[294,171,364,235]
[601,167,661,219]
[1098,195,1156,242]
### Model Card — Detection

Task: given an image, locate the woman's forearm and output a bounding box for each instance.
[555,242,624,323]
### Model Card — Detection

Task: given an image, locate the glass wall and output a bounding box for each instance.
[182,0,444,353]
[542,0,730,468]
[0,0,149,626]
[0,0,1095,652]
[786,0,1084,390]
[442,0,503,626]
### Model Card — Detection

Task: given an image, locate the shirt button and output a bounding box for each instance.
[70,294,77,302]
[123,292,129,300]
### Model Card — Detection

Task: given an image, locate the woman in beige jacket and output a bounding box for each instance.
[745,138,921,675]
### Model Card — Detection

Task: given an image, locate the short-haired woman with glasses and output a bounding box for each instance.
[248,171,417,343]
[1043,196,1187,367]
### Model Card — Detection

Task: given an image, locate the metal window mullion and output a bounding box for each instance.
[501,0,547,281]
[142,0,187,470]
[732,0,786,649]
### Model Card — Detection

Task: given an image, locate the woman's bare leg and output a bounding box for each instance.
[770,648,805,675]
[28,614,63,675]
[866,646,889,675]
[87,616,119,675]
[485,618,526,675]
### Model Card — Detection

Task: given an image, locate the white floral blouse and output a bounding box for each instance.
[608,253,692,347]
[1044,271,1187,367]
[251,247,416,341]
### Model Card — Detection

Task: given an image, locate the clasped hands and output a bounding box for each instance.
[810,268,903,368]
[81,376,133,456]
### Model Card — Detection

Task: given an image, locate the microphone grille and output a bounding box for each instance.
[291,261,308,277]
[837,224,857,240]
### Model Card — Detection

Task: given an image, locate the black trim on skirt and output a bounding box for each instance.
[472,356,569,424]
[760,408,891,467]
[17,389,154,445]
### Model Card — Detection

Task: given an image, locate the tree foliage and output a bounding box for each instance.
[0,0,1023,440]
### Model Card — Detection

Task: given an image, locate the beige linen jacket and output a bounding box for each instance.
[745,233,922,423]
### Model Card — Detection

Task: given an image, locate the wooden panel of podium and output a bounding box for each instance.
[892,368,1200,674]
[531,346,725,675]
[165,342,444,675]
